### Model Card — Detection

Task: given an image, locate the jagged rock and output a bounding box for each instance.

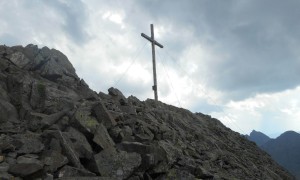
[0,99,19,124]
[40,150,68,173]
[44,173,54,180]
[63,127,93,159]
[0,162,9,172]
[42,130,82,168]
[12,132,44,154]
[93,123,115,150]
[30,81,47,109]
[121,125,134,141]
[117,141,152,154]
[8,163,43,177]
[92,102,117,129]
[73,107,99,135]
[0,156,4,163]
[120,105,137,115]
[27,110,67,131]
[16,155,43,167]
[48,138,63,152]
[108,126,123,143]
[108,87,128,105]
[5,157,16,166]
[57,165,96,178]
[94,149,141,179]
[0,172,13,180]
[10,44,78,82]
[117,142,158,170]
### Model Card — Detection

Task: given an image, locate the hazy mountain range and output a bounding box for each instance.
[247,130,300,179]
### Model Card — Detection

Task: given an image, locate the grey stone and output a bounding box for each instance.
[0,162,9,172]
[94,149,141,179]
[5,157,16,165]
[117,141,152,154]
[63,127,93,159]
[0,171,13,180]
[42,130,81,168]
[49,138,62,152]
[108,87,128,105]
[41,150,68,172]
[108,126,123,142]
[93,123,115,150]
[135,133,154,142]
[57,165,96,178]
[0,99,19,124]
[9,51,31,69]
[44,173,54,180]
[30,81,46,109]
[7,152,17,158]
[28,110,67,131]
[12,132,44,154]
[122,126,133,137]
[120,105,137,115]
[8,163,43,177]
[17,155,43,166]
[73,107,99,135]
[92,102,117,129]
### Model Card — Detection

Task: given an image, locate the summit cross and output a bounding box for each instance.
[141,24,163,101]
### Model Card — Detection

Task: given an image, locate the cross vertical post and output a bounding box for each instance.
[141,24,163,101]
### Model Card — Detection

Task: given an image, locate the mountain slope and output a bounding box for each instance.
[261,131,300,179]
[0,44,294,179]
[246,130,271,146]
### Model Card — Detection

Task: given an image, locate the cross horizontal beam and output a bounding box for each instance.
[141,33,164,48]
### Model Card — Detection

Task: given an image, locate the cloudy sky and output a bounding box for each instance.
[1,0,300,137]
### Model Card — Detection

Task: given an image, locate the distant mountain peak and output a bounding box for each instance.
[261,130,300,179]
[247,130,271,146]
[276,131,300,141]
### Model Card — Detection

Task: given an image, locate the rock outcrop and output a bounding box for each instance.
[0,44,295,179]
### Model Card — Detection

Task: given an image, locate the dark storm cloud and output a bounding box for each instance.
[126,0,300,100]
[43,0,89,44]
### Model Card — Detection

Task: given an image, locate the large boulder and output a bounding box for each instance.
[62,127,93,160]
[40,150,69,173]
[92,102,117,129]
[93,123,115,150]
[8,163,43,178]
[94,149,141,179]
[0,99,18,123]
[11,132,45,154]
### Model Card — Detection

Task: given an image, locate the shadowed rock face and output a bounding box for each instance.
[0,44,295,180]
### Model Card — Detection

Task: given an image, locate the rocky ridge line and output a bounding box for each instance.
[0,44,295,180]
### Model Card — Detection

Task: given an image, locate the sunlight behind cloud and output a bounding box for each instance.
[102,11,125,29]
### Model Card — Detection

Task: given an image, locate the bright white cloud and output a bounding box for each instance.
[212,86,300,137]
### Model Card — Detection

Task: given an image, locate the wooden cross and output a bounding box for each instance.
[141,24,163,101]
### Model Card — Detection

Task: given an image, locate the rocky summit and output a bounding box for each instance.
[0,44,295,180]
